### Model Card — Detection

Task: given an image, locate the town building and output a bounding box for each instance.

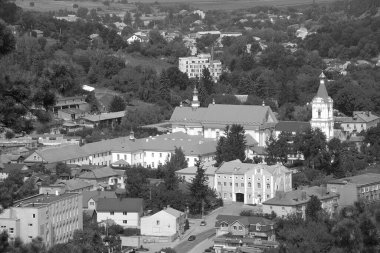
[96,198,143,228]
[126,34,149,44]
[213,215,278,253]
[0,163,30,181]
[213,160,292,204]
[327,173,380,208]
[178,54,222,81]
[262,186,339,218]
[176,160,217,188]
[57,108,86,121]
[310,73,334,140]
[78,166,126,189]
[335,111,380,135]
[24,145,90,165]
[0,192,83,247]
[30,134,82,146]
[170,88,278,147]
[140,206,186,242]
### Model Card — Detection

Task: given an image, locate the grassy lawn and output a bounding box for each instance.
[122,53,175,73]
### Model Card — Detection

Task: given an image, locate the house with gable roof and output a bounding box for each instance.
[140,206,186,241]
[213,214,278,253]
[96,198,143,228]
[170,88,278,147]
[82,190,117,210]
[24,145,90,165]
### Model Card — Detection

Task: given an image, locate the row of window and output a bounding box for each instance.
[222,193,270,199]
[217,181,271,189]
[361,184,380,193]
[110,211,129,215]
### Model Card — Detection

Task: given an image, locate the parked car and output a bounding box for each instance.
[188,235,196,241]
[200,220,206,226]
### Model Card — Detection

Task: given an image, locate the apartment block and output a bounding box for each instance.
[178,54,222,81]
[0,193,83,247]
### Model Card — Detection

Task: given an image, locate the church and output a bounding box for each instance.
[169,87,278,147]
[169,73,336,148]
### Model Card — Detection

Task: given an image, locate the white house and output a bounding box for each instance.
[140,206,186,241]
[126,34,148,44]
[96,198,143,228]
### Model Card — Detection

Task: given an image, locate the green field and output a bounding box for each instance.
[16,0,336,13]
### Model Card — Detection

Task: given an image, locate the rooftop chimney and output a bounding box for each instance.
[262,100,265,106]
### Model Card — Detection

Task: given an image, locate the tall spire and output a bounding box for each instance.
[191,86,200,110]
[316,72,329,99]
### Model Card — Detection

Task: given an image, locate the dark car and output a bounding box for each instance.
[200,220,206,226]
[188,235,196,241]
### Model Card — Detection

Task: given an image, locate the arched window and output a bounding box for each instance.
[318,109,321,118]
[248,182,252,188]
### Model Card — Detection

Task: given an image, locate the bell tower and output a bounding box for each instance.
[191,86,200,110]
[310,72,334,140]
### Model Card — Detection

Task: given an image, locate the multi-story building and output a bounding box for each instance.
[213,215,278,253]
[213,160,292,204]
[170,88,278,147]
[175,160,217,189]
[0,192,83,247]
[335,111,380,135]
[327,173,380,208]
[53,96,89,113]
[24,132,218,169]
[178,54,222,81]
[96,198,143,228]
[262,186,339,219]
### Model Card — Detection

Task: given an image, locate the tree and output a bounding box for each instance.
[159,70,171,103]
[215,124,247,166]
[85,91,100,113]
[265,132,292,165]
[305,195,322,221]
[109,95,126,112]
[77,7,89,18]
[163,148,187,191]
[55,162,71,176]
[123,12,132,25]
[189,159,209,214]
[184,219,190,231]
[200,67,214,95]
[332,219,363,253]
[0,20,16,56]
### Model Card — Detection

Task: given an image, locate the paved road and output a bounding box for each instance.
[188,237,215,253]
[174,229,215,253]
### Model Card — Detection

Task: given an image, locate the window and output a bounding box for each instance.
[241,183,244,187]
[257,183,261,188]
[152,162,154,168]
[156,220,160,225]
[318,109,321,118]
[123,212,128,215]
[233,226,237,230]
[218,182,221,185]
[267,194,270,198]
[160,153,162,158]
[9,228,14,234]
[239,226,243,231]
[123,220,128,224]
[230,182,232,186]
[33,214,35,218]
[267,184,270,189]
[110,212,114,215]
[224,182,226,186]
[28,224,32,226]
[235,183,238,187]
[248,182,252,187]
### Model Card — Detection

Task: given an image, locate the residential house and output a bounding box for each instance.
[31,29,43,38]
[24,145,90,165]
[0,163,30,181]
[178,54,222,81]
[335,111,380,135]
[96,198,143,228]
[0,192,83,247]
[327,173,380,208]
[78,166,126,189]
[262,186,339,218]
[170,88,278,147]
[80,111,126,128]
[82,190,117,210]
[214,160,292,204]
[57,108,86,121]
[53,96,89,113]
[176,161,217,188]
[39,179,94,195]
[126,34,148,44]
[213,215,278,253]
[54,15,78,22]
[196,31,221,38]
[140,206,186,242]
